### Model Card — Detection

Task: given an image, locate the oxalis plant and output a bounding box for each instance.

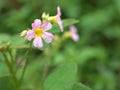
[0,6,91,90]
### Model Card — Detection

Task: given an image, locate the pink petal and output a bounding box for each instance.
[32,19,41,30]
[41,21,52,31]
[70,25,77,33]
[42,32,54,43]
[33,37,43,48]
[72,33,79,41]
[57,6,63,32]
[58,17,64,32]
[57,6,61,16]
[70,25,79,41]
[26,30,35,41]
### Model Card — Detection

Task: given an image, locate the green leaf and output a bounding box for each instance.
[77,47,107,65]
[62,19,79,27]
[0,76,15,90]
[114,0,120,13]
[44,63,77,90]
[0,34,27,49]
[66,83,92,90]
[0,63,9,76]
[80,6,114,31]
[49,19,79,33]
[10,34,26,45]
[103,25,120,38]
[0,34,11,43]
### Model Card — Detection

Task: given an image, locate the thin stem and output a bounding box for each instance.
[11,44,29,49]
[14,44,31,74]
[9,50,14,66]
[15,58,22,74]
[20,42,32,85]
[41,58,49,82]
[2,52,20,90]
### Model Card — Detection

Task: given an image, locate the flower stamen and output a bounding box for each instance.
[34,28,44,37]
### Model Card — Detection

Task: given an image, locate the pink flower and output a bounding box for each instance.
[70,25,79,41]
[26,19,54,48]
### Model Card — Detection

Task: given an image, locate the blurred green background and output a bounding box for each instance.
[0,0,120,90]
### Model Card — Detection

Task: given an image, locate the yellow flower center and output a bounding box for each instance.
[34,28,44,37]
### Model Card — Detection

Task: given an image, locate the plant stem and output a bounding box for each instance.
[9,50,14,66]
[41,57,50,82]
[20,42,32,85]
[11,44,29,49]
[2,52,20,90]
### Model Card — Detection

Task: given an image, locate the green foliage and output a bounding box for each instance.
[0,63,9,76]
[80,6,114,31]
[0,0,120,90]
[44,63,77,90]
[66,83,92,90]
[0,76,15,90]
[0,34,11,43]
[44,63,92,90]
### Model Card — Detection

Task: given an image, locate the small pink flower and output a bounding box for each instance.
[70,25,79,41]
[26,19,54,48]
[56,6,64,32]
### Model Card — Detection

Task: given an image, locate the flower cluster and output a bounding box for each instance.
[21,6,79,48]
[21,6,63,48]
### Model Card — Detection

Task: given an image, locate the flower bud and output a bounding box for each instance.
[20,30,28,37]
